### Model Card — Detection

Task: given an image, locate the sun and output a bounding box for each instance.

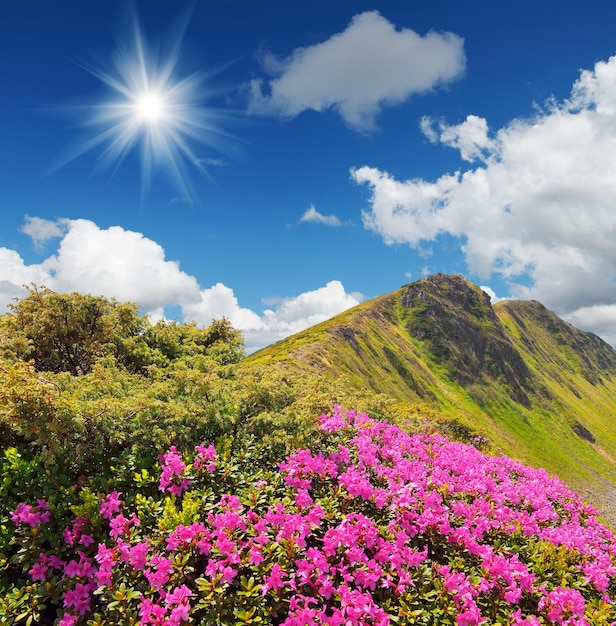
[135,92,166,123]
[55,8,235,201]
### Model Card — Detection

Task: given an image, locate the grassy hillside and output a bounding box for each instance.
[246,274,616,523]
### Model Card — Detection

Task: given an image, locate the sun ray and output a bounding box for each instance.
[50,7,238,202]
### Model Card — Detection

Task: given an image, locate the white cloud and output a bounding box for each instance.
[44,219,201,312]
[0,218,361,353]
[480,286,508,304]
[480,286,497,301]
[181,282,264,332]
[250,280,362,353]
[421,114,494,162]
[21,215,68,250]
[184,280,362,353]
[300,204,342,227]
[247,11,465,132]
[565,304,616,346]
[0,248,50,310]
[352,54,616,345]
[264,280,361,324]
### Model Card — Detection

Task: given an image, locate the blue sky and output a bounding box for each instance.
[3,1,616,352]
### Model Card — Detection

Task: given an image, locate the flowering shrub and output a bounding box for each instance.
[2,406,616,624]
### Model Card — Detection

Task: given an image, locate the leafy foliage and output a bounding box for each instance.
[0,285,244,376]
[0,287,248,469]
[0,288,423,474]
[1,285,146,375]
[2,408,616,625]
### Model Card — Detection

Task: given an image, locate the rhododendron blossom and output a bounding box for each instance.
[100,490,123,520]
[159,445,192,496]
[6,406,616,625]
[538,587,589,625]
[11,498,50,527]
[194,443,216,472]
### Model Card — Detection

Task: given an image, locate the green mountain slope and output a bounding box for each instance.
[246,274,616,522]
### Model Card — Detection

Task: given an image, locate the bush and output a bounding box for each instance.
[2,407,616,625]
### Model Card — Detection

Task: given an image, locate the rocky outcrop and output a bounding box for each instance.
[401,274,533,405]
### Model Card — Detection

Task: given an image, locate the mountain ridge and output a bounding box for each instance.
[246,273,616,522]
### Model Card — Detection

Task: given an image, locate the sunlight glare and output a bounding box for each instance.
[53,7,237,201]
[135,92,166,123]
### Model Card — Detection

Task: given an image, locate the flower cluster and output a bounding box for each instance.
[193,442,216,473]
[11,498,51,527]
[6,406,616,625]
[158,445,192,497]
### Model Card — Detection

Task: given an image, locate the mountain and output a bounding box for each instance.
[246,274,616,523]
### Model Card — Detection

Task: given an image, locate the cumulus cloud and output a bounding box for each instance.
[263,280,361,325]
[44,219,201,312]
[185,280,362,353]
[21,215,68,250]
[0,218,361,353]
[421,115,495,162]
[248,280,362,353]
[247,11,465,131]
[182,282,264,332]
[352,53,616,344]
[300,204,343,227]
[480,286,508,304]
[566,305,616,347]
[0,248,50,310]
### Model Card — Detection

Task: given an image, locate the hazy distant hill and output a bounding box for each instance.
[246,274,616,522]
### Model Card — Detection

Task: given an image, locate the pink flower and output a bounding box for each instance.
[165,584,194,605]
[169,603,191,625]
[338,466,374,500]
[95,543,116,567]
[109,512,140,539]
[28,554,49,581]
[538,587,588,625]
[457,604,485,626]
[145,553,174,590]
[218,493,242,512]
[194,443,216,472]
[64,559,82,579]
[100,491,123,520]
[11,499,51,527]
[294,488,313,509]
[140,597,168,625]
[96,570,113,587]
[283,594,319,624]
[63,517,91,547]
[248,544,264,565]
[511,610,541,625]
[164,585,194,626]
[262,563,287,593]
[16,407,616,626]
[49,554,65,570]
[159,446,192,496]
[279,449,338,490]
[63,581,93,615]
[128,540,149,572]
[63,552,96,580]
[582,558,611,592]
